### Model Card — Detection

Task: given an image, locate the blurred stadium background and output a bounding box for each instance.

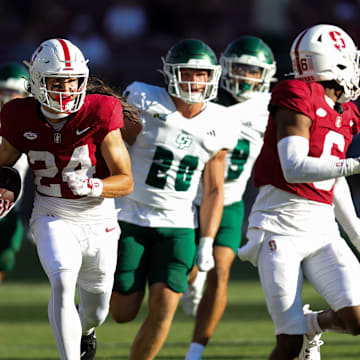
[2,1,360,358]
[3,0,360,280]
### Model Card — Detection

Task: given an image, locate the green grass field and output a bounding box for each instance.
[1,278,360,360]
[1,239,360,359]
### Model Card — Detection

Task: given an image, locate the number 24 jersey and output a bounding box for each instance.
[0,94,124,200]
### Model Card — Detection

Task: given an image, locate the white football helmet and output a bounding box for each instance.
[290,24,360,103]
[25,38,89,113]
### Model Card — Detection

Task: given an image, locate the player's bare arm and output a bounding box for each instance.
[199,149,227,239]
[197,148,227,272]
[0,137,21,167]
[100,128,133,197]
[121,116,142,145]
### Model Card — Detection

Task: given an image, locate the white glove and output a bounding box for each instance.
[65,172,103,197]
[0,199,15,219]
[197,236,215,271]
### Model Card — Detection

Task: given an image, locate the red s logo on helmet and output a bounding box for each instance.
[329,31,346,51]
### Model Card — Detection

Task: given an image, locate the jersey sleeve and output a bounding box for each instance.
[270,79,315,120]
[94,96,124,143]
[345,101,360,135]
[0,99,23,150]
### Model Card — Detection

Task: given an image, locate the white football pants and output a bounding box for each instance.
[31,215,119,360]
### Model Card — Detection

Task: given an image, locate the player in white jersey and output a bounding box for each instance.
[0,62,30,283]
[184,36,277,360]
[110,39,235,360]
[0,39,135,360]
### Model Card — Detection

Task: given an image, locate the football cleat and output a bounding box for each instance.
[299,304,323,360]
[81,330,97,360]
[299,334,323,360]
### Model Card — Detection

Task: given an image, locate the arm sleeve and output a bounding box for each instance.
[277,135,360,183]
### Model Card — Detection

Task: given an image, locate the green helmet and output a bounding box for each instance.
[162,39,222,103]
[220,36,276,102]
[0,62,29,107]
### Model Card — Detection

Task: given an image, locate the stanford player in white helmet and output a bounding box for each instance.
[239,24,360,360]
[0,38,138,360]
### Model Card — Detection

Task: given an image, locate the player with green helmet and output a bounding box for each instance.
[184,36,277,360]
[110,38,237,360]
[162,39,222,104]
[0,62,29,107]
[220,35,276,103]
[0,62,30,283]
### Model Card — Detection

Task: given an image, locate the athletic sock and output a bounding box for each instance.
[185,342,205,360]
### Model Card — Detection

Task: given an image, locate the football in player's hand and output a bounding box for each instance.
[0,188,15,202]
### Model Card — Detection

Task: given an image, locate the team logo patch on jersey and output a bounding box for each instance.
[153,113,167,121]
[176,132,192,149]
[23,131,38,140]
[316,108,327,117]
[54,133,62,144]
[335,116,342,128]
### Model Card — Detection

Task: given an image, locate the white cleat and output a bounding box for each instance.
[299,334,323,360]
[299,304,324,360]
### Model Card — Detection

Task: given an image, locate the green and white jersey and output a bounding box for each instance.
[223,92,270,205]
[116,82,234,227]
[194,92,270,207]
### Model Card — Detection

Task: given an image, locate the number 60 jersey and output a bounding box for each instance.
[116,82,237,228]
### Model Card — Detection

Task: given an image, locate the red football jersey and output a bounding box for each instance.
[0,94,124,199]
[254,79,360,204]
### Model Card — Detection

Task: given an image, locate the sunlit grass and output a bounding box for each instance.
[1,278,360,359]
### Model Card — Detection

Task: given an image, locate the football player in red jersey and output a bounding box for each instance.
[238,24,360,360]
[0,38,137,360]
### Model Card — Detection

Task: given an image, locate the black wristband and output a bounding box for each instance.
[0,166,21,201]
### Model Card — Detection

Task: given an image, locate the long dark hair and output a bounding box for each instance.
[86,77,141,144]
[86,77,139,123]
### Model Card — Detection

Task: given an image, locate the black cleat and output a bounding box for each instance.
[81,330,97,360]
